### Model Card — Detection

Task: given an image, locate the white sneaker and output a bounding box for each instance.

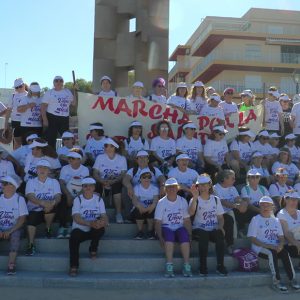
[290,279,300,291]
[116,213,124,224]
[57,227,65,239]
[273,280,288,293]
[65,227,72,238]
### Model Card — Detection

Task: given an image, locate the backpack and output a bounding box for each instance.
[232,248,259,272]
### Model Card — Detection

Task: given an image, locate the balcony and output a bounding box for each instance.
[169,57,193,81]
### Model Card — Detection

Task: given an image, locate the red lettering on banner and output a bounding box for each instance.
[132,100,148,118]
[225,116,234,128]
[163,108,178,124]
[177,114,190,126]
[149,104,163,119]
[91,97,115,111]
[198,116,210,130]
[238,109,257,126]
[147,124,158,139]
[114,99,132,116]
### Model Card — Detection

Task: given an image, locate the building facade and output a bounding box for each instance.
[169,8,300,98]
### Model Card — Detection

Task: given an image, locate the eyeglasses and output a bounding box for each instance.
[2,182,13,186]
[15,85,24,89]
[54,79,63,83]
[141,175,152,179]
[160,127,169,131]
[248,176,261,179]
[63,138,73,141]
[82,184,94,188]
[27,139,35,143]
[216,132,225,136]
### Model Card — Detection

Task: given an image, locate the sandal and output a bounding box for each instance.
[69,267,78,277]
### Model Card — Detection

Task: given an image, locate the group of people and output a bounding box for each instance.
[0,75,300,292]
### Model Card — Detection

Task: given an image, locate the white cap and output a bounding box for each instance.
[252,151,263,158]
[100,75,112,83]
[285,133,296,140]
[268,90,280,98]
[176,82,187,89]
[29,84,41,93]
[213,125,228,133]
[1,175,21,189]
[54,75,63,81]
[14,78,24,88]
[239,130,255,138]
[194,81,204,87]
[133,81,144,88]
[275,168,289,175]
[139,168,152,178]
[62,131,74,139]
[206,86,216,92]
[270,133,281,139]
[259,196,274,204]
[89,124,103,131]
[240,89,254,97]
[210,93,221,102]
[196,175,211,184]
[258,131,269,138]
[36,159,51,168]
[183,122,197,130]
[81,177,96,185]
[29,141,48,148]
[130,121,142,127]
[26,134,38,142]
[165,178,179,186]
[247,169,262,177]
[104,138,119,148]
[279,94,291,101]
[67,151,82,159]
[284,191,300,199]
[176,153,191,161]
[136,150,149,157]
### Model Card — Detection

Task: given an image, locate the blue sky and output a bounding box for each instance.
[0,0,299,88]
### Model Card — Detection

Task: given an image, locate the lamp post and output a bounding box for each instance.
[292,69,300,95]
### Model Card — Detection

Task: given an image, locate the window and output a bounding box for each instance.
[129,18,136,33]
[268,25,283,34]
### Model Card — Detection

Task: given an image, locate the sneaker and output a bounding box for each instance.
[216,265,228,276]
[134,231,144,240]
[273,280,288,293]
[290,279,300,291]
[6,264,16,275]
[199,267,208,277]
[45,228,53,239]
[57,227,65,239]
[182,263,193,277]
[25,244,35,256]
[116,213,124,224]
[164,263,175,278]
[65,227,72,238]
[146,231,156,240]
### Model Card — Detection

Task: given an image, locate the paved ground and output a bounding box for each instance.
[1,286,299,300]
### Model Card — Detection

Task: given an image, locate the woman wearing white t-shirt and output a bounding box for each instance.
[249,151,272,187]
[0,175,28,275]
[0,155,17,194]
[248,196,299,292]
[176,122,204,172]
[148,78,167,104]
[129,81,145,100]
[201,93,225,126]
[98,76,117,97]
[188,81,207,115]
[25,159,61,255]
[278,191,300,269]
[124,120,149,167]
[131,168,159,240]
[84,123,107,165]
[69,177,108,277]
[93,138,127,224]
[41,75,76,148]
[189,174,227,276]
[269,132,280,156]
[154,178,192,278]
[284,134,300,166]
[57,149,89,238]
[219,87,238,117]
[17,82,43,144]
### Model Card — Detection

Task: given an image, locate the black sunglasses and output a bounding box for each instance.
[141,175,152,179]
[15,85,24,89]
[54,79,63,83]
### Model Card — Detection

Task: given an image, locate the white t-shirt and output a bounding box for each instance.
[98,90,116,97]
[248,214,283,253]
[219,101,238,116]
[176,136,203,163]
[126,166,163,186]
[11,145,30,167]
[59,164,89,184]
[271,161,299,181]
[19,96,42,127]
[85,137,106,160]
[168,167,198,188]
[0,194,28,231]
[155,195,189,231]
[291,102,300,135]
[25,177,61,212]
[277,208,300,232]
[133,184,159,208]
[93,153,127,179]
[167,95,192,111]
[188,97,207,115]
[150,136,176,160]
[0,160,17,193]
[241,184,269,207]
[149,94,167,105]
[204,139,228,165]
[201,105,225,121]
[124,137,149,157]
[214,183,239,213]
[42,88,73,117]
[230,139,253,163]
[264,99,282,131]
[285,145,300,164]
[7,91,28,122]
[190,195,224,231]
[72,194,106,232]
[269,182,292,198]
[252,141,273,156]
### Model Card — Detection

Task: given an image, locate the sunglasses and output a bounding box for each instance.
[63,138,73,141]
[15,85,24,89]
[68,157,78,160]
[225,92,233,95]
[2,182,13,186]
[82,184,94,188]
[141,175,152,179]
[132,126,142,129]
[160,128,169,131]
[156,85,164,88]
[215,132,225,136]
[248,176,261,179]
[54,79,63,83]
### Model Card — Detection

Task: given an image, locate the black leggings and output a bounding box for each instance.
[285,245,300,259]
[69,227,105,268]
[193,228,225,269]
[56,195,72,228]
[223,213,234,246]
